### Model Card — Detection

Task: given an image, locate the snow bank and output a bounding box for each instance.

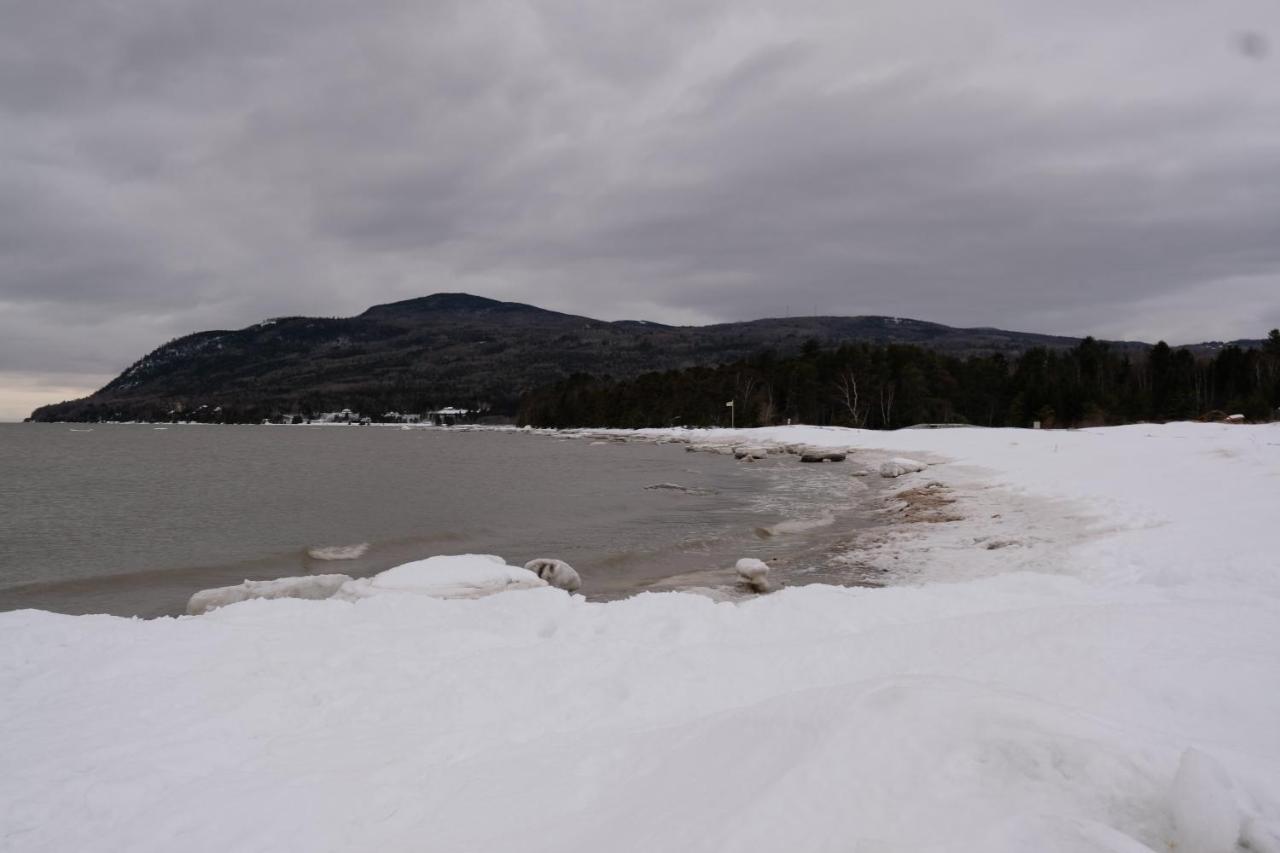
[1170,749,1241,853]
[3,423,1280,852]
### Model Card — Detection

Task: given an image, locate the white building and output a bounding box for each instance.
[318,408,360,423]
[429,407,471,425]
[382,411,423,424]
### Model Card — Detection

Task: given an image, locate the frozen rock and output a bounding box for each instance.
[523,558,582,593]
[734,446,770,460]
[880,457,928,478]
[1170,749,1241,853]
[735,558,770,593]
[187,574,353,615]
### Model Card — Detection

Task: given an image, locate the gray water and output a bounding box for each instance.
[0,424,875,617]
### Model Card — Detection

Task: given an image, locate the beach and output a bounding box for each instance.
[2,422,1279,852]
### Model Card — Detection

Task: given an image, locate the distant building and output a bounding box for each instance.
[319,408,360,423]
[429,406,471,426]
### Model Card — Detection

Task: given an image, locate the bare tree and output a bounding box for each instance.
[834,369,866,427]
[878,381,896,428]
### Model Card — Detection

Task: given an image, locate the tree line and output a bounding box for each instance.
[517,331,1280,430]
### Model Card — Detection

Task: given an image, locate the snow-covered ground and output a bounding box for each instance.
[2,422,1279,852]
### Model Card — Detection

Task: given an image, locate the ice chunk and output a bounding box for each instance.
[879,457,928,478]
[306,542,369,561]
[735,558,769,592]
[523,558,582,593]
[187,574,353,615]
[799,447,847,463]
[1170,748,1240,853]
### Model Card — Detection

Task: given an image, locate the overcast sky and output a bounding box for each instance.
[2,0,1278,419]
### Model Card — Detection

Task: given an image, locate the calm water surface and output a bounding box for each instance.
[0,424,874,616]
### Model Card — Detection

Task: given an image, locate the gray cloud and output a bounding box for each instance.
[2,0,1279,417]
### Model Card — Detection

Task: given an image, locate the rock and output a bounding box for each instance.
[735,558,770,593]
[879,457,928,478]
[524,558,582,593]
[734,446,769,460]
[799,446,847,463]
[187,574,353,615]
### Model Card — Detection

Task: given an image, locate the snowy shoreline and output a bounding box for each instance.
[3,422,1279,852]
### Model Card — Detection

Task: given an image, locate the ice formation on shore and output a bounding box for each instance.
[188,555,555,613]
[186,573,353,615]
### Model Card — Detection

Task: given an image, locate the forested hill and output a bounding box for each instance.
[26,292,1264,422]
[518,333,1280,429]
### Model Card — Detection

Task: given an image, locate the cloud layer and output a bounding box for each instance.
[2,0,1279,417]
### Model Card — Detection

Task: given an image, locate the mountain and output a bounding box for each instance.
[23,292,1243,422]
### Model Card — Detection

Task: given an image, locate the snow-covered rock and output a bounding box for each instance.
[735,558,770,592]
[186,574,353,615]
[524,558,582,593]
[337,554,547,600]
[880,456,928,477]
[734,446,770,460]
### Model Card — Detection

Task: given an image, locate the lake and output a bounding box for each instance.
[0,424,875,616]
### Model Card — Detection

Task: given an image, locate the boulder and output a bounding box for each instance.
[735,558,770,593]
[524,558,582,593]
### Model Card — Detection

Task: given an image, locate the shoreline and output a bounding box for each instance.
[1,425,897,616]
[2,422,1278,852]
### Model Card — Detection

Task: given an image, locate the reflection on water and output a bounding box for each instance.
[0,424,875,616]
